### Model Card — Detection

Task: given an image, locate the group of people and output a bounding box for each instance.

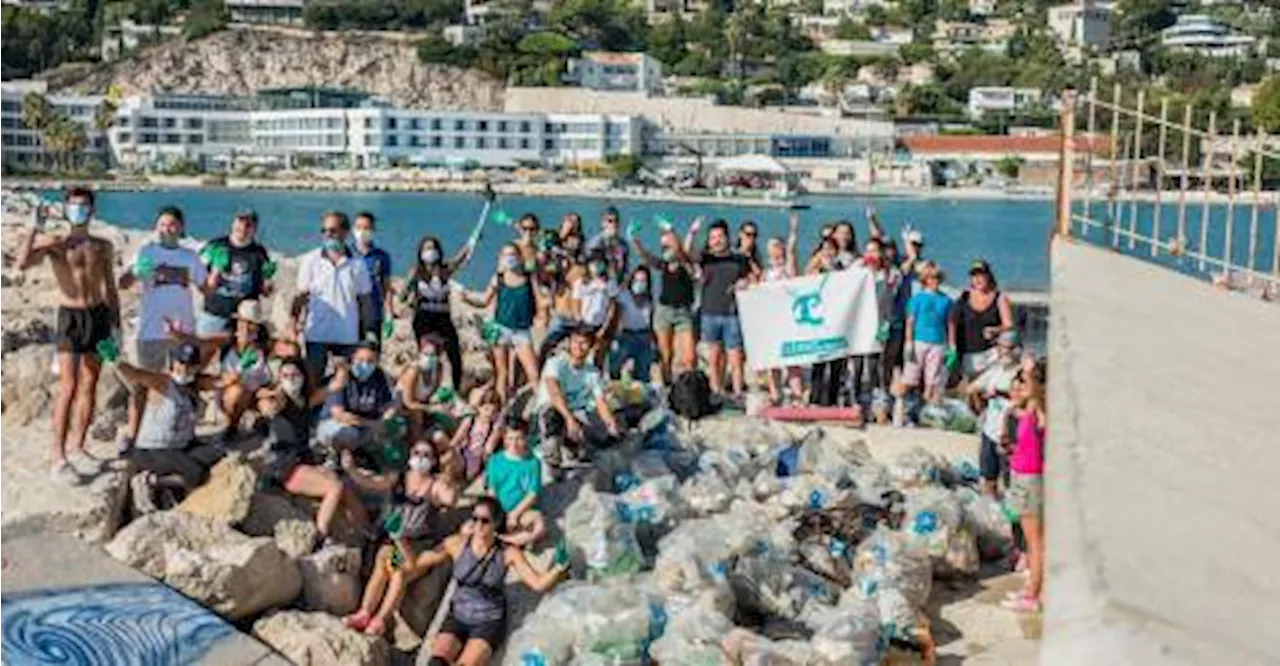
[20,186,1047,662]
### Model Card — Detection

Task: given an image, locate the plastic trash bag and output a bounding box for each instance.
[903,487,978,576]
[956,486,1014,560]
[681,471,734,515]
[887,447,948,490]
[723,629,814,666]
[503,615,574,666]
[564,486,645,581]
[808,593,883,666]
[852,527,932,610]
[620,475,686,526]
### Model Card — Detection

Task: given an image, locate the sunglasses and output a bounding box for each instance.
[741,229,757,237]
[321,227,343,236]
[472,514,492,525]
[520,226,537,232]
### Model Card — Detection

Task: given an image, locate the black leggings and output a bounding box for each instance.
[414,311,463,389]
[810,359,846,407]
[849,354,882,402]
[881,332,905,391]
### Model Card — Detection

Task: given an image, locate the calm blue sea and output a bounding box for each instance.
[77,189,1279,291]
[82,189,1054,289]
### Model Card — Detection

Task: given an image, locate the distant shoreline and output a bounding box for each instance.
[7,177,1278,208]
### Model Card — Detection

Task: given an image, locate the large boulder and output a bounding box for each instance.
[179,452,258,524]
[105,510,301,620]
[298,544,361,616]
[253,610,389,666]
[0,344,55,428]
[241,491,320,558]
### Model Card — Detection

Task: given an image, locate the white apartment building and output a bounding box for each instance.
[821,0,889,16]
[1047,1,1111,48]
[565,52,665,95]
[1161,14,1259,58]
[967,87,1042,118]
[969,0,997,17]
[0,80,111,170]
[3,82,642,172]
[932,19,1018,58]
[101,19,182,62]
[225,0,306,25]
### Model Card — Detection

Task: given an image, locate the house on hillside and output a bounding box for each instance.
[967,87,1043,119]
[1161,14,1259,58]
[225,0,306,26]
[932,19,1017,59]
[1047,1,1111,49]
[101,19,182,62]
[566,52,665,96]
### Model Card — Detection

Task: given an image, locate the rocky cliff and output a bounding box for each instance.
[45,27,504,111]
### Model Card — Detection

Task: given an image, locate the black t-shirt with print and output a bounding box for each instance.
[329,369,394,419]
[202,236,270,318]
[698,251,750,316]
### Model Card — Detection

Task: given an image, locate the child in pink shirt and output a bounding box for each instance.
[1003,365,1046,613]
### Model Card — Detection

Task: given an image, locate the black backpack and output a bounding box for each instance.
[670,370,714,420]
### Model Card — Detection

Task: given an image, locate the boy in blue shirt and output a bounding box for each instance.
[483,416,546,548]
[904,261,955,404]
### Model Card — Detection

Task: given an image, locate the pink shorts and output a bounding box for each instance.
[902,342,946,391]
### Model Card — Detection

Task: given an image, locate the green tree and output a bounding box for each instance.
[834,17,873,41]
[994,156,1024,179]
[1112,0,1176,47]
[183,0,230,39]
[899,41,933,64]
[1254,76,1280,133]
[864,4,888,27]
[648,12,689,67]
[605,153,640,181]
[548,0,647,51]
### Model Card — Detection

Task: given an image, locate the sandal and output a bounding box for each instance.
[1000,593,1041,612]
[363,617,386,636]
[342,610,371,631]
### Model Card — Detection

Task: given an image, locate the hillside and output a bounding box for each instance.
[43,26,505,111]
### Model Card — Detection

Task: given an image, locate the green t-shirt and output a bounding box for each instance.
[485,450,542,513]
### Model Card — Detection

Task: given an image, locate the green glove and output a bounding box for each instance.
[433,386,456,403]
[383,507,405,537]
[95,337,121,363]
[625,219,641,241]
[134,256,155,281]
[491,210,514,227]
[383,415,409,441]
[481,319,502,345]
[238,347,259,371]
[381,441,406,468]
[553,538,570,567]
[653,213,674,231]
[944,347,958,370]
[262,259,278,279]
[382,319,395,340]
[876,322,890,343]
[390,547,405,569]
[210,245,231,272]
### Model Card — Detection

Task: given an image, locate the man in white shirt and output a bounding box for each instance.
[536,326,621,475]
[290,211,375,383]
[117,206,214,453]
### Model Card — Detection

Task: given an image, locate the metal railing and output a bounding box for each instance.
[1054,80,1280,301]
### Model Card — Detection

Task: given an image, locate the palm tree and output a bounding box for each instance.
[93,99,118,168]
[724,11,748,84]
[20,92,54,169]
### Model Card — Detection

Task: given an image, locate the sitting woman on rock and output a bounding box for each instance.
[258,356,370,547]
[343,440,459,636]
[396,334,449,442]
[420,496,568,665]
[448,387,504,486]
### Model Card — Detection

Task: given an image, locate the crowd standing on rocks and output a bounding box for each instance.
[6,186,1048,665]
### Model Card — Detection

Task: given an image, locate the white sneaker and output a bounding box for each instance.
[130,472,158,515]
[49,462,83,485]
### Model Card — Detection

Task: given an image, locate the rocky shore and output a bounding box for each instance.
[0,209,1039,664]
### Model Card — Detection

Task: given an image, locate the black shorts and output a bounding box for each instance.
[438,613,506,650]
[57,304,112,355]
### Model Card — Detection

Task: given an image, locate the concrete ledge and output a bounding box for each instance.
[1045,239,1280,665]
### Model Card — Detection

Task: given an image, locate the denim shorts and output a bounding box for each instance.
[494,324,532,347]
[700,314,742,350]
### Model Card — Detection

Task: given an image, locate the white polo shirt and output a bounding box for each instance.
[296,248,373,345]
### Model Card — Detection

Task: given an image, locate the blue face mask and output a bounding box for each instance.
[352,361,375,381]
[322,238,346,253]
[65,203,90,225]
[631,280,648,295]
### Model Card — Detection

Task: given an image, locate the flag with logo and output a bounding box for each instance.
[737,267,882,371]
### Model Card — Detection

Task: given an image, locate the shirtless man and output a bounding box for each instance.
[17,187,121,483]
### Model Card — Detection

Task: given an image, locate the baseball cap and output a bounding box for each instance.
[969,259,993,276]
[236,299,265,324]
[171,342,202,366]
[603,205,620,219]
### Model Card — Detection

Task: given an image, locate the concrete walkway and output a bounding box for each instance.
[2,530,288,666]
[1044,239,1280,665]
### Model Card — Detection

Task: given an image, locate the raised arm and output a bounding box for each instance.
[631,236,658,268]
[397,367,432,412]
[448,244,475,273]
[683,217,703,258]
[866,206,886,241]
[505,546,568,593]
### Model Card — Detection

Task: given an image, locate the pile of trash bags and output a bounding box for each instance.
[506,411,1018,665]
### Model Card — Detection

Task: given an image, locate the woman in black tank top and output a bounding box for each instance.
[399,235,473,390]
[956,261,1013,377]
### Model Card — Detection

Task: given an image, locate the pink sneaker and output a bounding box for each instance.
[1001,593,1041,612]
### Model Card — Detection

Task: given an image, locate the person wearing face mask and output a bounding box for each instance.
[353,212,394,346]
[400,235,472,391]
[632,224,697,384]
[290,211,376,384]
[315,343,398,461]
[585,205,630,279]
[573,250,620,366]
[259,356,371,546]
[760,214,804,405]
[609,266,656,382]
[967,331,1022,498]
[396,335,449,441]
[17,186,122,484]
[449,388,504,484]
[117,206,215,458]
[849,237,903,408]
[109,343,226,513]
[806,237,847,407]
[196,209,272,336]
[343,437,459,637]
[463,244,546,404]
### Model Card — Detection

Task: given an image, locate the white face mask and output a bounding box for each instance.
[353,228,373,245]
[171,371,195,386]
[65,203,90,225]
[418,354,438,372]
[281,376,305,398]
[500,255,519,272]
[421,248,441,264]
[408,455,433,472]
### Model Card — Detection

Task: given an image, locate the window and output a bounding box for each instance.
[162,117,176,128]
[364,117,373,128]
[454,136,465,148]
[410,118,420,130]
[140,117,158,128]
[164,133,181,144]
[520,138,531,149]
[184,118,203,129]
[117,117,130,127]
[141,133,158,144]
[498,121,508,132]
[409,135,420,147]
[432,136,442,147]
[1,135,12,146]
[387,117,397,130]
[188,135,204,145]
[520,121,531,133]
[498,137,509,149]
[364,135,373,146]
[386,135,398,147]
[544,138,554,150]
[0,117,14,129]
[478,120,488,131]
[118,132,132,143]
[431,118,442,130]
[476,137,487,149]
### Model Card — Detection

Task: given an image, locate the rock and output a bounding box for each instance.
[0,344,55,428]
[253,610,389,666]
[178,452,257,524]
[106,510,301,620]
[0,442,129,544]
[275,518,321,560]
[298,544,362,616]
[396,563,452,638]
